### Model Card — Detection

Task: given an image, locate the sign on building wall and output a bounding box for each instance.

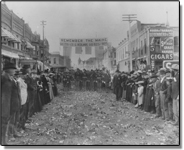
[60,38,108,46]
[149,27,174,70]
[163,60,179,69]
[60,38,109,65]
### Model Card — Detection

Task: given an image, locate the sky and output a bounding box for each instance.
[6,1,179,54]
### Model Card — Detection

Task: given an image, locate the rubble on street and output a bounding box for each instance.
[10,85,179,145]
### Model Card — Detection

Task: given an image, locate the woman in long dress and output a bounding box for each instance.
[137,81,144,107]
[46,76,54,101]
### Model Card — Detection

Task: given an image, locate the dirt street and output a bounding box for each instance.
[10,85,179,145]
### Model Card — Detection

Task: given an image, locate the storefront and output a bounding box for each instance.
[149,27,174,71]
[1,49,20,68]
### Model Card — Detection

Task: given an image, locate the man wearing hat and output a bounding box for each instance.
[16,70,29,131]
[1,62,21,144]
[21,65,35,120]
[126,72,135,103]
[171,64,179,125]
[153,71,162,118]
[148,73,158,114]
[113,69,122,101]
[158,68,169,120]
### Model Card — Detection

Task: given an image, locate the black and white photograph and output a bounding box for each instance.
[1,1,180,146]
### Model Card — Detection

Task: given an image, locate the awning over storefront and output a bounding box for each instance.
[50,65,66,68]
[137,56,147,60]
[1,28,20,43]
[2,49,19,59]
[20,59,37,63]
[26,41,35,49]
[12,33,21,43]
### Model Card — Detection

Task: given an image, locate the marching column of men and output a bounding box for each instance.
[112,65,179,126]
[62,68,111,92]
[1,62,59,145]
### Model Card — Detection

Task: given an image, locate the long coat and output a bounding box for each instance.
[2,73,13,118]
[2,73,21,118]
[171,73,179,100]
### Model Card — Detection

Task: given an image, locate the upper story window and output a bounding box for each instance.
[54,58,56,64]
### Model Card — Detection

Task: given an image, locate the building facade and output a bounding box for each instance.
[49,52,71,69]
[110,47,117,73]
[117,20,178,72]
[1,3,50,70]
[116,38,129,72]
[102,45,112,71]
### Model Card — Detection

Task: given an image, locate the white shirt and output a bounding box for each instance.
[160,76,166,83]
[17,77,28,105]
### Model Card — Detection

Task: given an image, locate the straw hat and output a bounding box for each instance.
[171,64,179,71]
[136,81,144,85]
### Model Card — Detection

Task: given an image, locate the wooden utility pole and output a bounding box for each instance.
[122,14,137,71]
[41,21,46,71]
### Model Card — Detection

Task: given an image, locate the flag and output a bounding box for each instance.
[63,46,72,57]
[76,46,82,54]
[85,46,92,54]
[78,57,81,65]
[99,46,104,50]
[95,46,104,59]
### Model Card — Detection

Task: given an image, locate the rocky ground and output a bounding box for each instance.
[9,84,179,145]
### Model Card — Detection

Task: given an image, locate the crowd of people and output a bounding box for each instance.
[1,62,59,145]
[112,64,179,126]
[1,61,179,145]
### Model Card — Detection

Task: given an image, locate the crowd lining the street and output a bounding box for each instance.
[1,62,60,145]
[112,65,179,126]
[1,61,179,145]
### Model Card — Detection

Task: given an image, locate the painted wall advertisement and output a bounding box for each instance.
[149,27,174,70]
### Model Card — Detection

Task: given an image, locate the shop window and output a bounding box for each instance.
[8,41,11,46]
[54,58,56,64]
[154,37,161,53]
[17,43,20,50]
[12,42,15,48]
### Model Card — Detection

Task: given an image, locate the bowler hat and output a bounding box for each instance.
[116,69,120,73]
[20,68,28,75]
[44,69,49,73]
[3,62,17,70]
[22,65,31,70]
[130,71,135,74]
[150,73,158,79]
[171,64,179,71]
[31,70,37,74]
[15,70,22,75]
[136,81,144,85]
[159,68,166,75]
[165,69,171,74]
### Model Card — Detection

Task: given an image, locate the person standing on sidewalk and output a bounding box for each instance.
[113,69,122,101]
[153,72,161,118]
[1,62,20,145]
[171,64,179,125]
[159,68,169,121]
